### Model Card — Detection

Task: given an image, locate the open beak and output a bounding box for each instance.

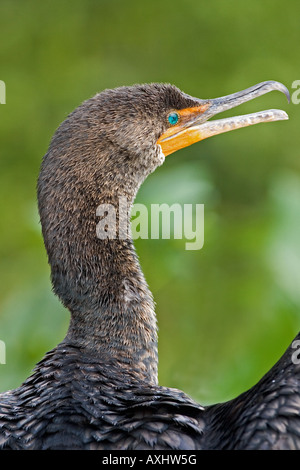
[157,81,290,156]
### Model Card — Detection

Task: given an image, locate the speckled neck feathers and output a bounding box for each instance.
[38,148,159,384]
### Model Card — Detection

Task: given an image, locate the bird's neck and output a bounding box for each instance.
[40,182,158,385]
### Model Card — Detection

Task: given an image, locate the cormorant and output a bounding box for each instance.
[1,80,299,450]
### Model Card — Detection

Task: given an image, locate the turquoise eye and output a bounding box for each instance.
[168,112,179,125]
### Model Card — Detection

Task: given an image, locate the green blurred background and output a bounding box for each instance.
[0,0,300,406]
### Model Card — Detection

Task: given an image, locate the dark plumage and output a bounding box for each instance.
[1,82,299,450]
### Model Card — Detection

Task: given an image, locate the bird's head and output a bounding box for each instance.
[45,80,289,200]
